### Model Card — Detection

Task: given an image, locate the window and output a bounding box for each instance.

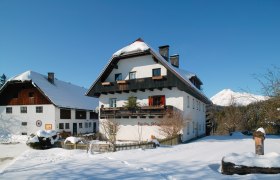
[93,122,97,133]
[85,122,88,128]
[187,96,190,108]
[6,107,12,114]
[152,68,161,77]
[196,100,199,110]
[129,71,136,79]
[65,123,70,129]
[36,106,43,113]
[89,122,92,128]
[60,109,71,119]
[109,98,117,107]
[76,110,86,119]
[90,112,98,119]
[79,123,83,128]
[59,123,64,129]
[22,122,27,126]
[115,73,122,81]
[148,95,165,106]
[187,122,190,135]
[20,106,27,113]
[193,99,195,109]
[193,122,195,134]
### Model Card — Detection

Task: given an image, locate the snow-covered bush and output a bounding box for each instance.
[26,130,59,149]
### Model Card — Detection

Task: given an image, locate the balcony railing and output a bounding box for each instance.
[100,105,174,119]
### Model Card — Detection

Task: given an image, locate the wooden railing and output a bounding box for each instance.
[100,105,174,118]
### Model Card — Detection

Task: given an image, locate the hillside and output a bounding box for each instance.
[211,89,269,106]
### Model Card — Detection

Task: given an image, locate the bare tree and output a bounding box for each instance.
[100,118,120,144]
[255,65,280,97]
[158,109,187,138]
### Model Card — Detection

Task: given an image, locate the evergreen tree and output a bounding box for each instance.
[0,74,6,88]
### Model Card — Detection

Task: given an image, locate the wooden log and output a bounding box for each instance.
[221,159,280,175]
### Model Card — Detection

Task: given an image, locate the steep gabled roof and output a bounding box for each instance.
[86,39,211,104]
[1,71,98,110]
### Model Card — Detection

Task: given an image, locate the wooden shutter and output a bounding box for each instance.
[160,96,165,106]
[148,96,153,106]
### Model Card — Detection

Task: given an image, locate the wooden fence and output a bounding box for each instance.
[61,134,182,153]
[60,142,89,150]
[159,134,182,146]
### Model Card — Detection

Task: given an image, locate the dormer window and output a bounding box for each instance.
[115,73,122,81]
[152,68,161,77]
[129,71,136,80]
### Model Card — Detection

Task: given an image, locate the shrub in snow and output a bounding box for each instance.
[26,130,59,149]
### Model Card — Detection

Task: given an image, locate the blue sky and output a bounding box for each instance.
[0,0,279,98]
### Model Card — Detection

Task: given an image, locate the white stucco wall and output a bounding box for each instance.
[0,105,99,135]
[0,105,56,135]
[55,108,98,134]
[99,87,206,142]
[105,55,167,82]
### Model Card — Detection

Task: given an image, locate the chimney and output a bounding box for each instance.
[48,72,55,84]
[159,45,169,61]
[170,54,179,68]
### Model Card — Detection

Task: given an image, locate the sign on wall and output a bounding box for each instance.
[45,124,52,130]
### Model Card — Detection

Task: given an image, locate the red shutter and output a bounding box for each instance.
[161,96,165,106]
[148,96,153,106]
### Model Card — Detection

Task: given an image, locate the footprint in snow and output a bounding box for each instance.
[121,161,130,165]
[141,167,152,172]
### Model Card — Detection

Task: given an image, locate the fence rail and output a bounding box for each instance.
[61,134,182,153]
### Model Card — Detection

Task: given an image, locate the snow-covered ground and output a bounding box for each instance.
[1,133,280,179]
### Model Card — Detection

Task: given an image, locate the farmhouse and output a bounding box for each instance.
[86,38,211,142]
[0,70,98,135]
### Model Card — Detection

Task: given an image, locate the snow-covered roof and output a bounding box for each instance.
[113,39,149,57]
[92,39,210,103]
[6,71,98,110]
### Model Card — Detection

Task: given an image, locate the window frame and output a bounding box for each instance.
[6,107,12,114]
[129,71,136,80]
[75,110,87,119]
[115,73,122,81]
[20,106,27,113]
[60,109,71,119]
[152,68,161,77]
[109,98,117,108]
[59,123,64,129]
[65,123,70,129]
[21,122,27,126]
[36,106,43,113]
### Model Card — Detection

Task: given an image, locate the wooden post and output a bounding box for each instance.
[253,130,265,155]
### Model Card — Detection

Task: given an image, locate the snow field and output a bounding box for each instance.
[0,135,280,179]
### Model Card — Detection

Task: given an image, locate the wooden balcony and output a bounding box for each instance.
[100,105,174,119]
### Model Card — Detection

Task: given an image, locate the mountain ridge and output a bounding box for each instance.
[210,89,269,106]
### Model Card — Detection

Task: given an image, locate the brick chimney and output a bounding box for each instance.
[159,45,169,62]
[48,72,55,84]
[170,54,179,68]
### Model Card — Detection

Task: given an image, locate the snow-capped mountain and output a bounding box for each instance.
[210,89,269,106]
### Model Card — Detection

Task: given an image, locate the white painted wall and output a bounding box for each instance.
[0,105,56,135]
[55,108,98,134]
[99,87,206,142]
[0,105,99,135]
[105,55,167,82]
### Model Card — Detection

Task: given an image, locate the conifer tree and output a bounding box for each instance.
[0,74,6,88]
